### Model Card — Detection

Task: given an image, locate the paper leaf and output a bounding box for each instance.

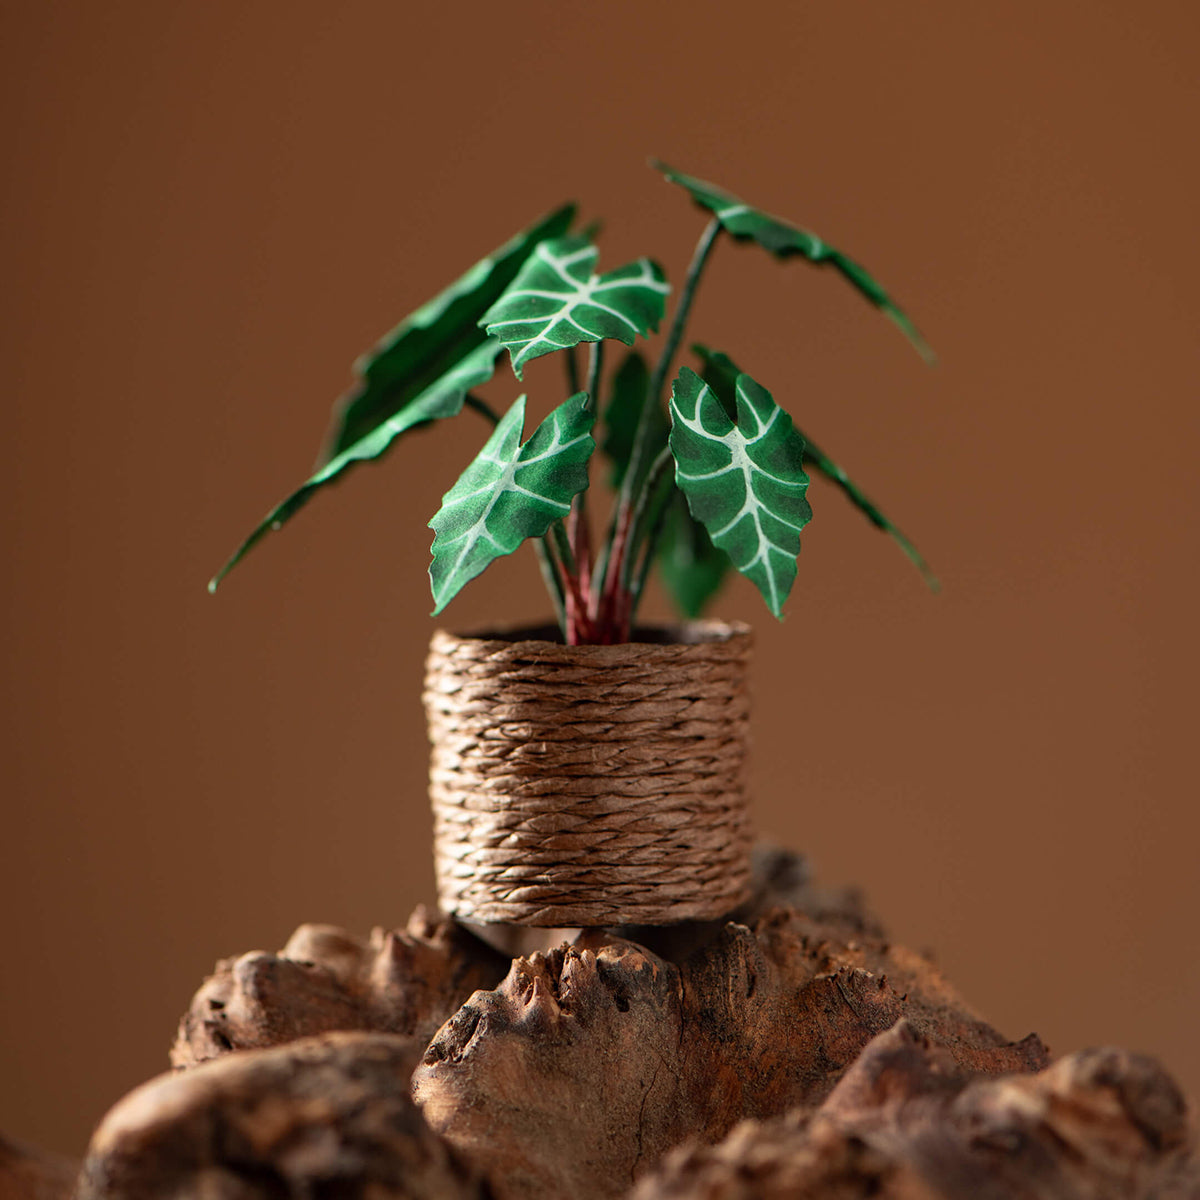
[324,204,576,459]
[481,236,669,378]
[210,205,575,591]
[655,162,933,362]
[694,345,937,589]
[669,367,811,618]
[428,392,595,614]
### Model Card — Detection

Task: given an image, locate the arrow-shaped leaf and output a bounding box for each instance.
[209,340,504,592]
[481,236,670,378]
[209,205,575,591]
[669,367,812,618]
[693,345,937,590]
[654,162,933,363]
[428,392,595,614]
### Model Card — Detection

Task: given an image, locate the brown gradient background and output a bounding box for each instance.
[2,0,1198,1157]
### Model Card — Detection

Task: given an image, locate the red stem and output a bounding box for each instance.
[599,504,635,640]
[570,501,591,595]
[565,497,595,643]
[562,565,594,645]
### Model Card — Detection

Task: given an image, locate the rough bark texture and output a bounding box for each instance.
[411,880,1047,1199]
[39,849,1200,1198]
[631,1021,1197,1199]
[171,904,509,1068]
[77,1033,481,1200]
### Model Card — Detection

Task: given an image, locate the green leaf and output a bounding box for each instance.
[669,367,812,618]
[601,350,669,489]
[693,345,937,590]
[428,392,595,614]
[324,203,576,459]
[481,236,670,378]
[654,162,933,363]
[209,204,575,592]
[209,341,504,592]
[657,491,731,618]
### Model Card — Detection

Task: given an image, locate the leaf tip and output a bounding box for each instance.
[884,307,937,365]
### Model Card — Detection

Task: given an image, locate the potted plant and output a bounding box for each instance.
[211,162,936,927]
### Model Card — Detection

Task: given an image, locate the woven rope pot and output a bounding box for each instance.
[423,620,754,927]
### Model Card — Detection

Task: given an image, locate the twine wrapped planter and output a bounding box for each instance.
[423,621,754,927]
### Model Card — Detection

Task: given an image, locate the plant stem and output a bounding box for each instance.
[601,217,723,614]
[550,521,592,643]
[550,519,578,579]
[464,393,501,424]
[560,339,604,640]
[572,339,603,565]
[588,509,617,622]
[535,536,568,640]
[621,444,674,591]
[646,216,722,412]
[628,476,680,627]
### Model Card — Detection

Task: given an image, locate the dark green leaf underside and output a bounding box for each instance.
[324,204,576,459]
[209,205,574,591]
[209,341,503,592]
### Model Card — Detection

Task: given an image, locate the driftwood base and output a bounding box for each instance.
[13,849,1197,1198]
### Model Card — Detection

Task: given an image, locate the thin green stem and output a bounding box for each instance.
[622,446,676,594]
[568,338,602,604]
[622,445,673,578]
[550,520,593,643]
[464,394,501,425]
[645,216,723,411]
[588,508,618,621]
[601,218,723,611]
[550,519,578,578]
[534,537,568,640]
[629,478,680,625]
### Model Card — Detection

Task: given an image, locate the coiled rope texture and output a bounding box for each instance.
[424,622,754,927]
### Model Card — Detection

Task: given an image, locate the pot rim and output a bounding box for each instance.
[430,618,751,656]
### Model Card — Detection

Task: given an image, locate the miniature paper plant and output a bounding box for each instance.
[212,162,937,643]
